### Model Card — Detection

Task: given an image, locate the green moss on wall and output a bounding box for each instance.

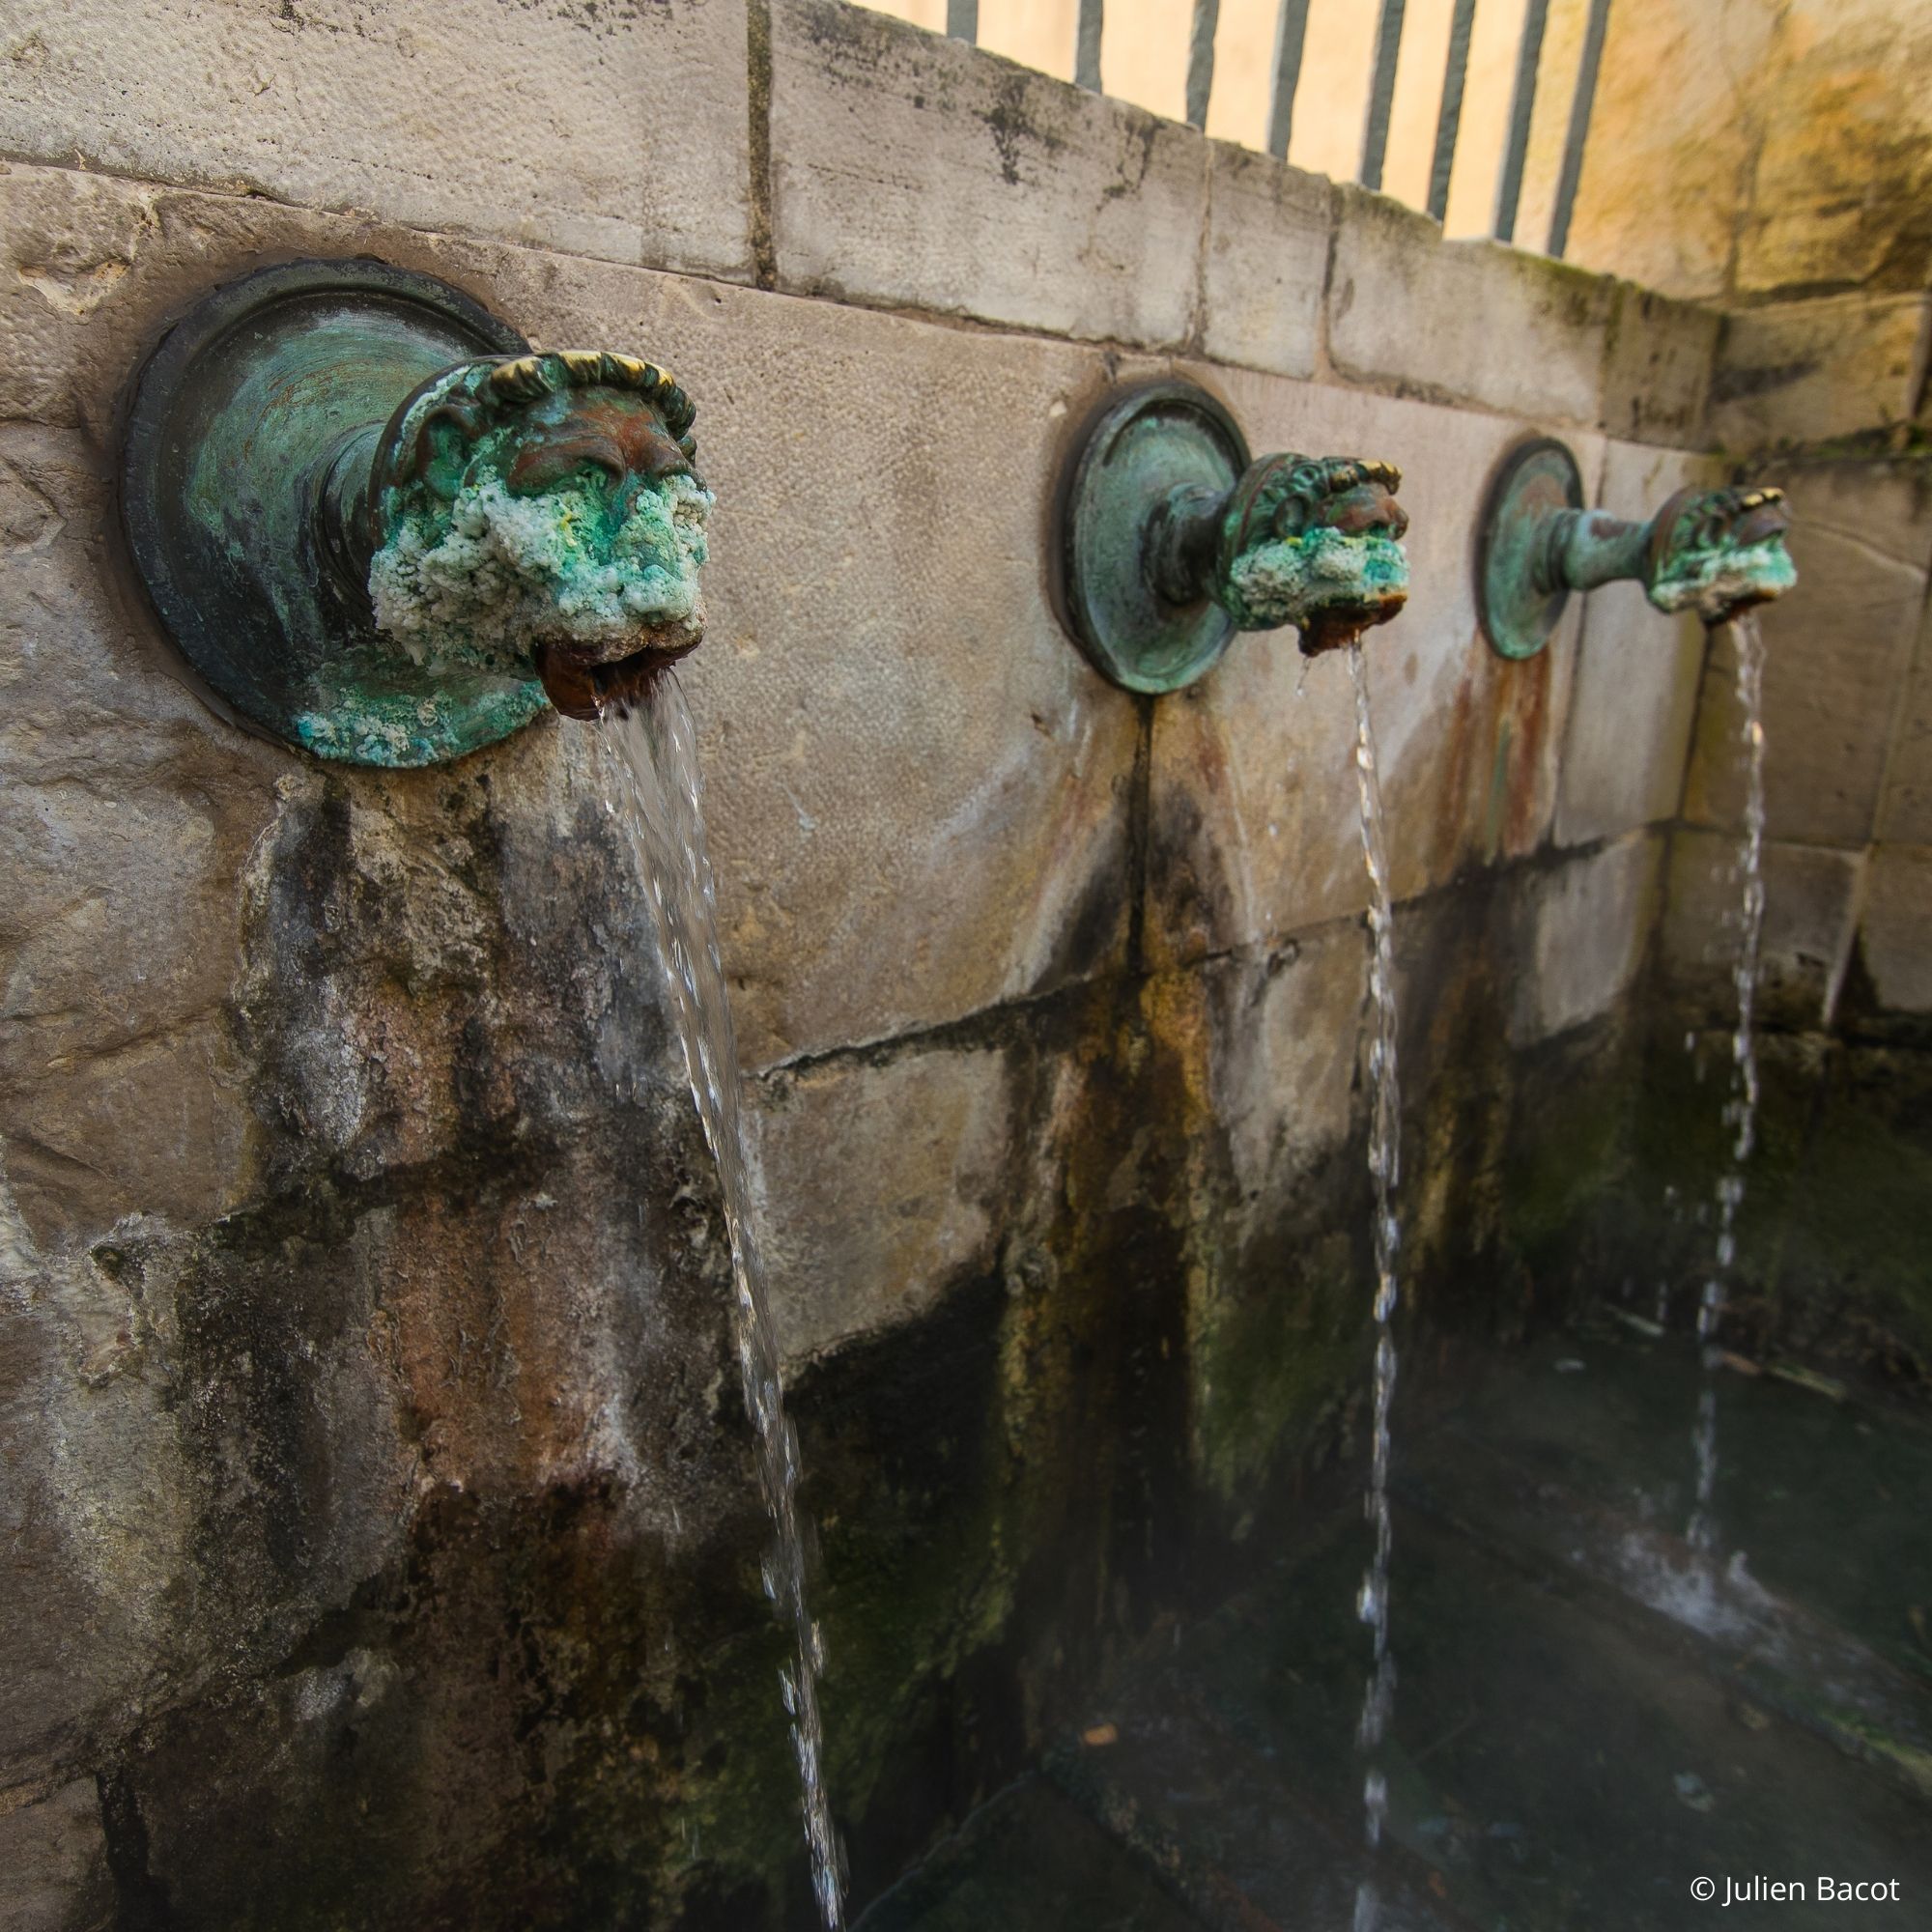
[1190,1227,1362,1512]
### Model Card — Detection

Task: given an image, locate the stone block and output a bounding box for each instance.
[1199,921,1366,1212]
[0,1778,112,1930]
[1879,604,1932,846]
[1,163,687,442]
[1562,0,1777,302]
[0,165,254,436]
[769,0,1207,345]
[1859,845,1932,1016]
[1602,285,1720,448]
[0,165,1142,1072]
[1555,442,1719,847]
[1200,142,1330,381]
[1661,830,1863,1030]
[1735,0,1932,299]
[0,166,167,432]
[0,423,272,1244]
[0,1205,199,1779]
[1513,833,1662,1046]
[750,1038,1018,1363]
[1174,923,1370,1505]
[1328,185,1612,427]
[1762,456,1932,572]
[0,0,753,281]
[585,275,1145,1067]
[1149,370,1590,967]
[1708,295,1930,451]
[1,1021,251,1245]
[1683,469,1926,846]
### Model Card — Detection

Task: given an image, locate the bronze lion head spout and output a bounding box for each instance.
[1054,382,1413,694]
[1478,439,1797,661]
[360,350,711,722]
[1643,485,1794,624]
[121,263,715,765]
[1208,454,1409,655]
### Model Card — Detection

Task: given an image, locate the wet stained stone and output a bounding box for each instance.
[857,1776,1205,1931]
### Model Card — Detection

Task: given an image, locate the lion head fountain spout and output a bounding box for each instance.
[123,261,710,765]
[1177,453,1408,654]
[1626,485,1794,624]
[1054,382,1410,694]
[1477,440,1795,660]
[354,351,707,724]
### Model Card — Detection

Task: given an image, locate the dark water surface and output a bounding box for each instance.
[863,1322,1932,1931]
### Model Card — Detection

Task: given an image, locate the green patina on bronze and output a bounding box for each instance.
[363,350,709,732]
[1054,383,1411,695]
[1478,438,1797,659]
[122,263,708,767]
[1642,485,1797,621]
[1212,456,1409,652]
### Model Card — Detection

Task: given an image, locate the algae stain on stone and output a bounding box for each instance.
[1191,1228,1363,1513]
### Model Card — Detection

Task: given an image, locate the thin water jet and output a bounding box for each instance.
[1348,641,1403,1932]
[600,680,846,1928]
[1688,611,1769,1557]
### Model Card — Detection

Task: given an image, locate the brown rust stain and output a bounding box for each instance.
[1405,635,1559,889]
[383,1186,603,1493]
[1145,698,1238,972]
[1489,639,1557,865]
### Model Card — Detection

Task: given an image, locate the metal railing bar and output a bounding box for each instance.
[1075,0,1104,91]
[1427,0,1478,222]
[1359,0,1407,190]
[1492,0,1548,242]
[1547,0,1613,257]
[947,0,978,43]
[1186,0,1221,130]
[1264,0,1312,159]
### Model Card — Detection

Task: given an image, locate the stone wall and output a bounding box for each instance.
[0,3,1825,1926]
[1571,0,1932,451]
[1572,0,1932,1390]
[1640,445,1932,1390]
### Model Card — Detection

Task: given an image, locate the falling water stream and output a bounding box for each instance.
[1348,642,1402,1932]
[1687,612,1769,1556]
[600,680,846,1929]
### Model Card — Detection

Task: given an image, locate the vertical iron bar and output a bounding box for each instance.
[1075,0,1104,91]
[947,0,978,43]
[1265,0,1312,158]
[1547,0,1613,257]
[1359,0,1406,190]
[1492,0,1548,242]
[1186,0,1221,130]
[1427,0,1478,222]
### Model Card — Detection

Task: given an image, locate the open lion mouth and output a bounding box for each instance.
[1298,571,1407,658]
[535,625,701,721]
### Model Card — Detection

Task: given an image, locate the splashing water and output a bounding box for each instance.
[1348,643,1402,1932]
[1687,612,1768,1557]
[600,680,845,1928]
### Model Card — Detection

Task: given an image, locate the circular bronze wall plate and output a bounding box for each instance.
[122,259,538,766]
[1053,381,1251,695]
[1475,437,1584,661]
